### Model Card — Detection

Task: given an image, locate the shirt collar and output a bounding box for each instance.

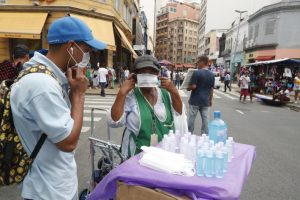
[24,52,68,86]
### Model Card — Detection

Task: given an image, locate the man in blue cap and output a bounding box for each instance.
[10,16,106,200]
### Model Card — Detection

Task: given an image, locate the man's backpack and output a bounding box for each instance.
[0,65,58,186]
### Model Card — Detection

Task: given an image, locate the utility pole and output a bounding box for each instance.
[231,10,247,77]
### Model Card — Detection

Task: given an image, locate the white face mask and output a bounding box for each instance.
[137,74,159,88]
[68,43,90,68]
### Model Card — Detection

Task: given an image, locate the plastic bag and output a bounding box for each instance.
[174,103,188,134]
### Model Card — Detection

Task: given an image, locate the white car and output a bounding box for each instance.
[214,72,221,89]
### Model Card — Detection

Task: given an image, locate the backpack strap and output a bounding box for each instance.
[14,65,61,159]
[13,65,60,87]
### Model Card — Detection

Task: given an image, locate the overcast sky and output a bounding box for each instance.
[140,0,282,39]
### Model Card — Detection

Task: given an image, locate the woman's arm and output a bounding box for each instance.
[111,75,136,121]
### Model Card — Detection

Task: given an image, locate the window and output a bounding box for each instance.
[0,0,5,4]
[265,19,276,35]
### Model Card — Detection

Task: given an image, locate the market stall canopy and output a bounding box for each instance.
[115,25,138,59]
[246,58,300,66]
[159,60,173,66]
[0,12,48,39]
[72,14,115,51]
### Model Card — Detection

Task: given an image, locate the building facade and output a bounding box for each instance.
[221,16,249,73]
[0,0,142,69]
[155,1,200,64]
[197,0,280,56]
[203,29,227,65]
[244,0,300,64]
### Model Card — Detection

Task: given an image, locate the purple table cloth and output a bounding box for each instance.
[88,143,256,200]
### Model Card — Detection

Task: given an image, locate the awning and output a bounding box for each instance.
[255,56,275,61]
[0,12,48,39]
[246,58,300,66]
[72,14,116,51]
[115,25,138,59]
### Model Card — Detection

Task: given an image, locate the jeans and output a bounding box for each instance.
[224,80,231,92]
[188,105,209,135]
[99,82,106,97]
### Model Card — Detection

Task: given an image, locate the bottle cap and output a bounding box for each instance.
[214,111,221,118]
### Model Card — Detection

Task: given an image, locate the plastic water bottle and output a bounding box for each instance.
[204,149,213,177]
[208,111,228,143]
[226,141,233,162]
[215,151,224,178]
[227,137,235,158]
[196,149,206,177]
[221,146,228,172]
[211,147,216,175]
[162,135,168,150]
[187,142,196,162]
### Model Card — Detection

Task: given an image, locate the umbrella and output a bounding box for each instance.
[159,60,173,66]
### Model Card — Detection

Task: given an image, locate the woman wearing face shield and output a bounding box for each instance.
[109,55,183,158]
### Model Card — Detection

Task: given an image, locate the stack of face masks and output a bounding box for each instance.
[136,74,160,88]
[139,146,195,176]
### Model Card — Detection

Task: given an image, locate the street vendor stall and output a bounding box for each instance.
[87,143,256,200]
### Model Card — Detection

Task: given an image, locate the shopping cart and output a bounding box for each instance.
[79,108,127,200]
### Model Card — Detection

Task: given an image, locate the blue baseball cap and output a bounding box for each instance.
[47,16,107,50]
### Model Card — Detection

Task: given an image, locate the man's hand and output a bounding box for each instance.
[67,67,89,95]
[160,77,176,93]
[120,74,136,95]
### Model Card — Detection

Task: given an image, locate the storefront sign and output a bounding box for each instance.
[0,33,41,39]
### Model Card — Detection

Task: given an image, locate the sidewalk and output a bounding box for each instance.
[230,83,300,112]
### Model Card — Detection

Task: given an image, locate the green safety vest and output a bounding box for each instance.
[128,88,174,156]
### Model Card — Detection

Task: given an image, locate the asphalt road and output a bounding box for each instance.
[1,89,299,200]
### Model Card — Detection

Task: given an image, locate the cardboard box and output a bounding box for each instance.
[116,181,190,200]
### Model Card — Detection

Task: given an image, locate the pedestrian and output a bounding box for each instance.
[111,67,116,89]
[86,66,92,88]
[109,55,182,157]
[92,66,99,88]
[224,72,231,92]
[249,72,257,103]
[294,72,300,103]
[175,71,181,89]
[98,65,108,97]
[187,56,214,134]
[0,44,30,83]
[120,67,125,86]
[239,71,251,103]
[10,16,105,200]
[124,67,129,79]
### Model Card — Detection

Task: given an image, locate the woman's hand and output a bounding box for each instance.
[159,77,176,93]
[120,74,136,95]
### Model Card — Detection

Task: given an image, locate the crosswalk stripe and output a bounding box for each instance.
[84,109,108,114]
[214,94,222,99]
[178,90,187,97]
[83,117,102,122]
[81,127,90,133]
[84,101,114,104]
[85,105,111,109]
[85,96,116,99]
[214,90,237,100]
